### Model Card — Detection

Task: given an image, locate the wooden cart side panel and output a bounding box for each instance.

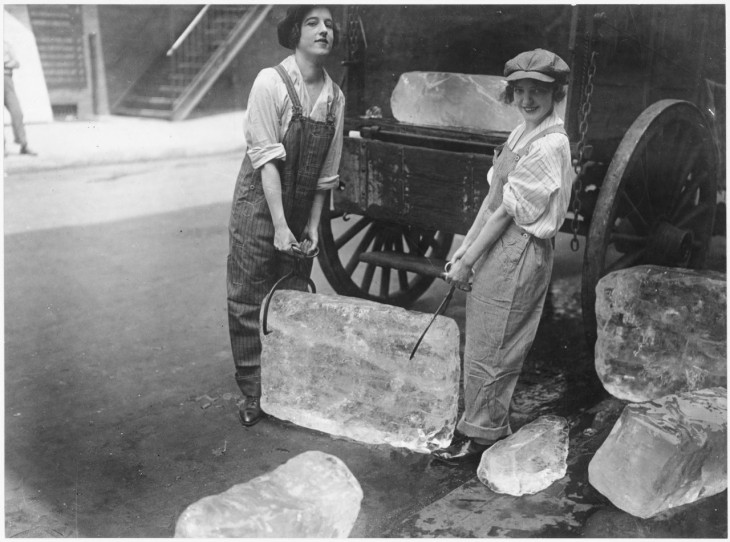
[335,137,491,235]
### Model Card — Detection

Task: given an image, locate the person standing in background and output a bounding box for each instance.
[4,40,36,156]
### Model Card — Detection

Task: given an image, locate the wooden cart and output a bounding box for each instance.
[316,5,725,343]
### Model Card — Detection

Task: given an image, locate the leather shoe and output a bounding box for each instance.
[431,438,491,465]
[238,396,263,427]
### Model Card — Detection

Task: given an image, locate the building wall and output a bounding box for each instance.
[83,5,109,116]
[3,6,53,123]
[98,5,200,109]
[6,5,106,120]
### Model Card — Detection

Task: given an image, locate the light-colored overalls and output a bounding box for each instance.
[457,125,567,442]
[227,64,338,397]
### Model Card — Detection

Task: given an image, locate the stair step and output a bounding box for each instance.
[169,73,195,81]
[175,61,207,69]
[114,106,173,120]
[120,95,175,108]
[134,88,180,99]
[157,84,187,95]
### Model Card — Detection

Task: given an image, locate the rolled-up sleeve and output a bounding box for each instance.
[316,89,346,190]
[502,136,564,226]
[245,69,286,169]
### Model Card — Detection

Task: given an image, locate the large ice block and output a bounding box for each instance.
[595,265,726,402]
[588,388,727,518]
[260,291,461,453]
[477,415,569,496]
[175,451,363,537]
[390,71,565,133]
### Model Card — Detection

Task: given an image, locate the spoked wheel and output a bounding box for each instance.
[582,99,718,346]
[318,206,454,307]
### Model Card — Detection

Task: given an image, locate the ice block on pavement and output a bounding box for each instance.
[175,451,362,538]
[595,265,726,402]
[260,290,461,453]
[588,388,727,518]
[477,415,569,496]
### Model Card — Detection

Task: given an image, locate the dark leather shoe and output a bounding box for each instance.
[431,438,491,465]
[238,396,262,427]
[19,145,36,156]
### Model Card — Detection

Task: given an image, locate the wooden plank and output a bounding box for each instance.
[358,252,447,278]
[349,118,508,146]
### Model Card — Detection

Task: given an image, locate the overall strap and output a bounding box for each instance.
[273,64,303,116]
[325,80,340,123]
[515,125,568,156]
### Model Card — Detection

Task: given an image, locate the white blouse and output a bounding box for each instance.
[490,109,574,239]
[244,54,345,190]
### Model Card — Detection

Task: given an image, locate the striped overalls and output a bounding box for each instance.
[457,126,567,442]
[227,64,337,397]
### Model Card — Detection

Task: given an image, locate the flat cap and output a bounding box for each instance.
[504,49,570,84]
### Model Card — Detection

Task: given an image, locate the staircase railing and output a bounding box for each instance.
[167,4,273,121]
[166,5,210,58]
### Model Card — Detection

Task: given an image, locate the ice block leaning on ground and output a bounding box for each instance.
[588,388,727,519]
[477,415,569,496]
[175,451,363,537]
[391,71,565,133]
[594,265,726,402]
[260,290,461,453]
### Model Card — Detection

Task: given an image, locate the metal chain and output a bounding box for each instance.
[338,7,361,94]
[347,6,360,61]
[570,47,598,252]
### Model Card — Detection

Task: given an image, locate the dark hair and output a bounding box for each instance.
[287,6,340,49]
[500,80,567,105]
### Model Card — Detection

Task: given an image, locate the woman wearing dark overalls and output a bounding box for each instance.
[227,6,344,426]
[433,49,573,463]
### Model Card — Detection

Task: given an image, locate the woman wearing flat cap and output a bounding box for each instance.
[227,5,344,426]
[433,49,573,463]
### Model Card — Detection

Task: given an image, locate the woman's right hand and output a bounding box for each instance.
[444,258,473,291]
[447,242,470,267]
[273,226,298,254]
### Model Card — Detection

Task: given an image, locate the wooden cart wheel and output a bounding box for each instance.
[318,206,454,307]
[582,99,718,346]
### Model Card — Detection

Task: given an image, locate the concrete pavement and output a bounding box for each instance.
[4,155,482,537]
[3,111,246,174]
[4,113,727,537]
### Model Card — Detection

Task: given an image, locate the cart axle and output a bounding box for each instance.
[648,221,694,266]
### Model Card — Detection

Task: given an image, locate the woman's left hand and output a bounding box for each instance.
[444,258,473,291]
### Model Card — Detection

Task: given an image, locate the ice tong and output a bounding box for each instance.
[261,242,319,336]
[409,262,472,359]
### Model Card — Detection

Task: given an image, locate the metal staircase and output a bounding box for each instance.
[113,5,272,121]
